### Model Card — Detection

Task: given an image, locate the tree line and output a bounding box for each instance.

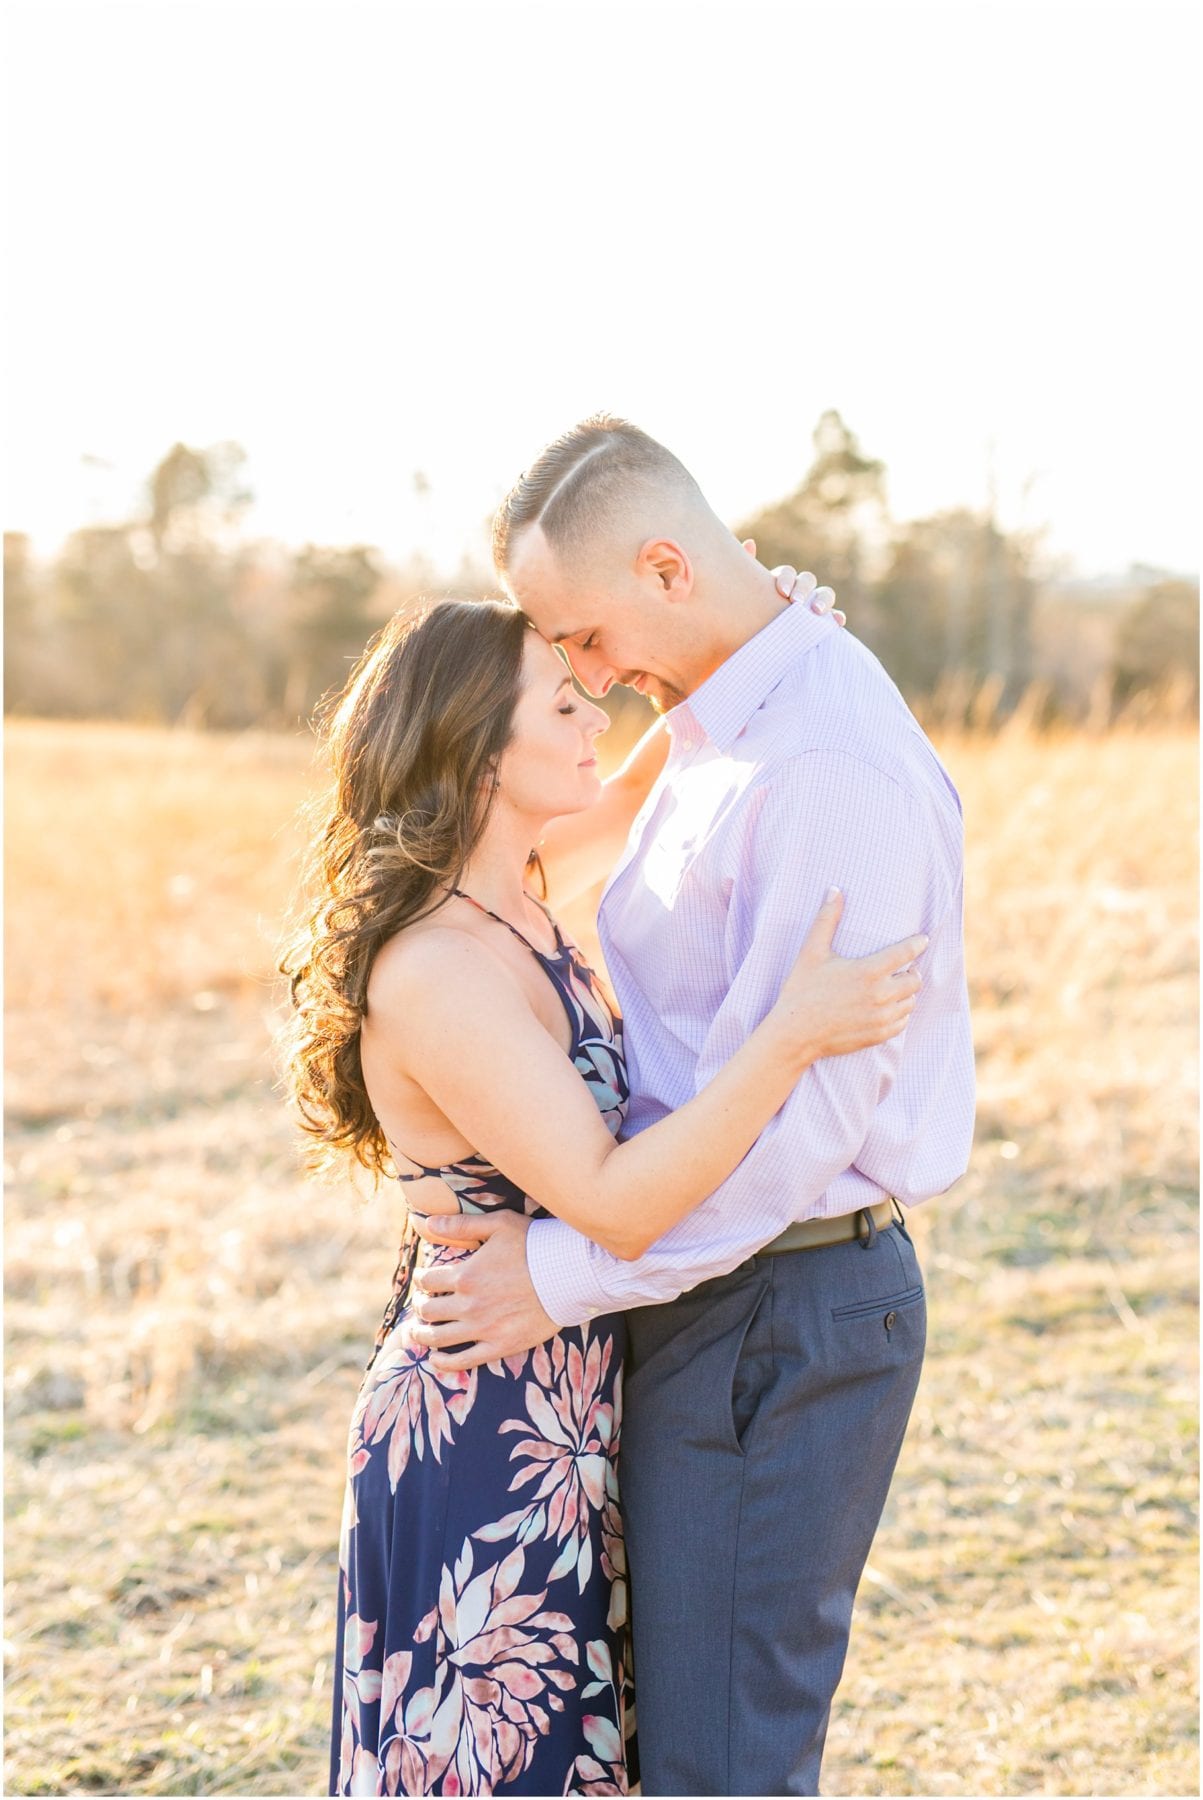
[4,418,1196,732]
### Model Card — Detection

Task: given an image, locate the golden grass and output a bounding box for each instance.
[4,716,1198,1797]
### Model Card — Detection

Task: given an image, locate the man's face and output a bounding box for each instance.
[504,524,690,711]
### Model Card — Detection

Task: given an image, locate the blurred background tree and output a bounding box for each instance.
[738,412,1042,720]
[736,410,889,634]
[874,508,1038,708]
[1110,579,1200,709]
[281,545,386,723]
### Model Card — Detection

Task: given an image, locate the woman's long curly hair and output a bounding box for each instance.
[278,597,536,1181]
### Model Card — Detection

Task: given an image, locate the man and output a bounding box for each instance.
[409,415,974,1795]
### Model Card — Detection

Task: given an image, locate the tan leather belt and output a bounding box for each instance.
[757,1198,898,1256]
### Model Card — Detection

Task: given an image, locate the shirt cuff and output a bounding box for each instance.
[526,1217,611,1328]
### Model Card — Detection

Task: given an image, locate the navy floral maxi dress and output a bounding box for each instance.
[329,893,635,1797]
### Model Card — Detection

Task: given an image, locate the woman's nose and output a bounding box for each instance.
[587,703,610,736]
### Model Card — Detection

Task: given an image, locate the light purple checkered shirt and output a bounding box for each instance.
[526,599,975,1326]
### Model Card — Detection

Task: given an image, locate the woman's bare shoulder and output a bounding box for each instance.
[366,915,520,1022]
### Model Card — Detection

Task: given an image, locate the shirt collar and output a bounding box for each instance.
[665,599,838,753]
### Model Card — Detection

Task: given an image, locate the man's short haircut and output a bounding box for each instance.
[492,413,705,576]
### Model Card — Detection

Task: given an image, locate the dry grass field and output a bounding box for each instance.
[4,713,1198,1798]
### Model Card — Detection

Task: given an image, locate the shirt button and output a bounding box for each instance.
[884,1310,898,1330]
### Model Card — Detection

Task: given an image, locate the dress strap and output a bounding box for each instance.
[449,886,566,959]
[383,1132,442,1180]
[526,891,570,952]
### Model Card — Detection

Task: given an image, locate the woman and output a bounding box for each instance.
[280,591,925,1798]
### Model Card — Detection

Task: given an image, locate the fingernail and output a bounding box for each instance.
[826,885,841,902]
[810,586,836,615]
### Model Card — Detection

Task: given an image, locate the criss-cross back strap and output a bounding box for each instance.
[383,1132,489,1182]
[382,1131,441,1180]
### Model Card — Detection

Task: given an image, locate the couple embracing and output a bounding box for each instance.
[282,415,974,1797]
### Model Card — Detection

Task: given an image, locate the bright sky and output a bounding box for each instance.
[6,1,1199,578]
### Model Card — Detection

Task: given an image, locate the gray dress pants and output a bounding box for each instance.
[620,1210,926,1797]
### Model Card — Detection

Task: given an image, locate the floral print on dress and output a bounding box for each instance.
[495,1336,618,1593]
[330,900,635,1796]
[348,1333,478,1489]
[563,1641,628,1796]
[373,1542,585,1795]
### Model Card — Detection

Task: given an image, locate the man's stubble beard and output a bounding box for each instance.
[626,672,687,714]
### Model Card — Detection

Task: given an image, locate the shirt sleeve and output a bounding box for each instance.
[525,749,962,1325]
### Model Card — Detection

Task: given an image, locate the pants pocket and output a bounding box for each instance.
[627,1270,771,1463]
[830,1284,924,1322]
[828,1281,927,1376]
[727,1278,772,1457]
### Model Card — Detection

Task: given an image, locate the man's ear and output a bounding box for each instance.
[635,536,692,599]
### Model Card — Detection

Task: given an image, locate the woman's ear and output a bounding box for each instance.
[635,536,692,599]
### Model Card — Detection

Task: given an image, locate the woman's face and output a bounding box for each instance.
[495,629,610,820]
